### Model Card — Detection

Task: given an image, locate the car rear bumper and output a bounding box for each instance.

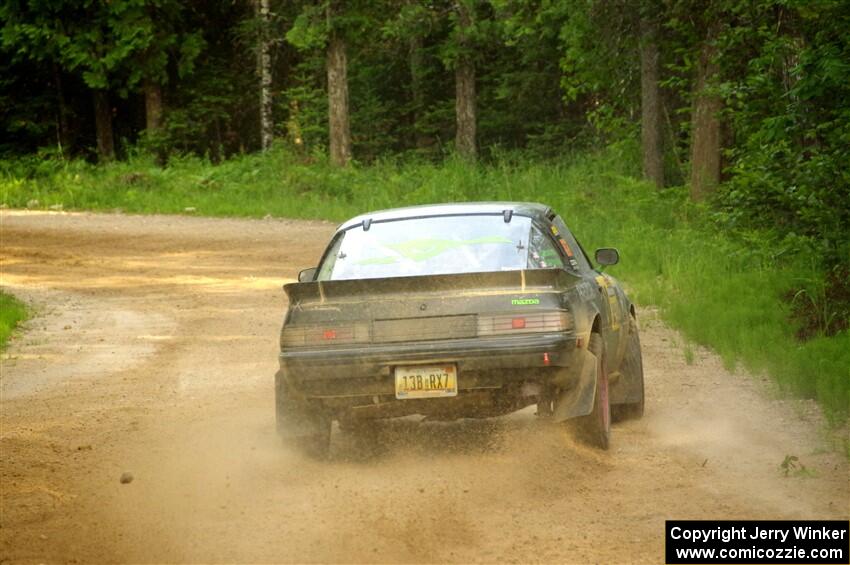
[279,332,582,401]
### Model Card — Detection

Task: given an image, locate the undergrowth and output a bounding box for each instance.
[0,291,28,349]
[1,142,847,423]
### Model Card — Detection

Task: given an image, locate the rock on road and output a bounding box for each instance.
[1,211,847,564]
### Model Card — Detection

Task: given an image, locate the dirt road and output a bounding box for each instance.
[1,211,847,564]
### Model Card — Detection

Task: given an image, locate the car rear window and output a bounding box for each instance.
[317,215,555,280]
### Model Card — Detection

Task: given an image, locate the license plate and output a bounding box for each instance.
[394,365,458,399]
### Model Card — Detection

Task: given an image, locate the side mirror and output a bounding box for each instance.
[595,248,619,266]
[298,267,318,282]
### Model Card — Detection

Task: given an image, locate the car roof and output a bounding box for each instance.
[337,202,554,232]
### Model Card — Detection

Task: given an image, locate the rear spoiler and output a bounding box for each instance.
[284,268,581,304]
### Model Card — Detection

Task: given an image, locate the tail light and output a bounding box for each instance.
[281,323,370,348]
[477,311,572,336]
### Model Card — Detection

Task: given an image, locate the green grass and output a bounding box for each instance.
[0,291,28,349]
[1,142,848,423]
[683,343,695,366]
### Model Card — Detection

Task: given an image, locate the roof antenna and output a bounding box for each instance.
[503,210,513,223]
[362,218,372,231]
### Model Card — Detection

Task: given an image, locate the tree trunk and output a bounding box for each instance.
[327,31,352,166]
[257,0,273,151]
[454,2,476,160]
[455,61,476,160]
[144,79,163,133]
[640,17,663,188]
[52,62,71,157]
[93,89,115,162]
[409,34,428,150]
[690,26,722,201]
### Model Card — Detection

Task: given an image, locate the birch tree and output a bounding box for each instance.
[257,0,274,151]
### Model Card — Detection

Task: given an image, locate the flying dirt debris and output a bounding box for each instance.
[276,202,645,457]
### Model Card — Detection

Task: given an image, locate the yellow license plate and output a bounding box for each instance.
[394,365,458,399]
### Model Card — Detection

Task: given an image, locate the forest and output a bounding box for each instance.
[1,0,848,422]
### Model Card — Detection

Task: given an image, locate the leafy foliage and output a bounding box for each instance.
[715,0,850,273]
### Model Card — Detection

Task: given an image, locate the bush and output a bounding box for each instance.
[0,291,27,349]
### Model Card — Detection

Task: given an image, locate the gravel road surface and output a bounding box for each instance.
[1,211,847,563]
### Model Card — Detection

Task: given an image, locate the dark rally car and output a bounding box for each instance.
[275,202,644,455]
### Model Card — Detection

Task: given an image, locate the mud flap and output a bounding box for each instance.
[275,370,330,439]
[278,405,330,439]
[551,347,598,422]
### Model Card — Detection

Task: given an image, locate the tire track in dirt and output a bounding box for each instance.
[1,211,847,564]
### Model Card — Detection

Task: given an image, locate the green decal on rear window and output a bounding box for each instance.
[389,236,513,262]
[355,256,398,266]
[512,298,540,305]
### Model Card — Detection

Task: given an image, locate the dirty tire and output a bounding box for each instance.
[612,316,645,422]
[576,333,611,450]
[275,372,331,458]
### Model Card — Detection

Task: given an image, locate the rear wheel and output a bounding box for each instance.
[275,372,331,458]
[612,316,644,421]
[576,332,611,450]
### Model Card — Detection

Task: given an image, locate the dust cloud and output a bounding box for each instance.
[1,211,847,563]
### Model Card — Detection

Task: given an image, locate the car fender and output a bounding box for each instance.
[562,281,601,342]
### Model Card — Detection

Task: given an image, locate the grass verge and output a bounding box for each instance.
[0,291,28,350]
[1,143,848,423]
